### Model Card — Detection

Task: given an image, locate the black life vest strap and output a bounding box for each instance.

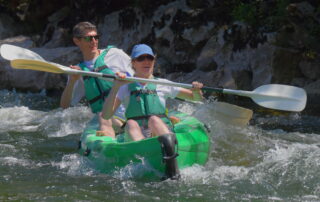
[87,89,110,105]
[83,65,109,81]
[94,65,109,72]
[130,89,157,95]
[128,114,167,121]
[121,114,168,129]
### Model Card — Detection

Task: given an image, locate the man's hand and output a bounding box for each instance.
[69,65,82,81]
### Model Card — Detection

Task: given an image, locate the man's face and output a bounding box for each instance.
[73,30,99,55]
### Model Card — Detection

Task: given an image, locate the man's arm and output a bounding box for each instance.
[60,65,82,108]
[102,81,122,120]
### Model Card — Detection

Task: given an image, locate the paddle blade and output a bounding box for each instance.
[0,44,44,61]
[252,84,307,112]
[10,59,66,74]
[212,102,253,126]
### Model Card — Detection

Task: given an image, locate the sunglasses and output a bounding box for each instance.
[80,35,100,42]
[135,55,155,62]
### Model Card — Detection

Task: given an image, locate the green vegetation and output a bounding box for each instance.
[0,0,30,17]
[231,0,290,31]
[232,2,259,27]
[303,49,317,60]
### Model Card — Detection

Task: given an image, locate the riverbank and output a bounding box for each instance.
[0,1,319,112]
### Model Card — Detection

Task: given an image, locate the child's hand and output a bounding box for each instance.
[114,72,132,86]
[191,81,203,90]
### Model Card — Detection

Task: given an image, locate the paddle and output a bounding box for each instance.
[0,44,45,61]
[1,44,255,125]
[210,102,253,126]
[174,98,253,126]
[10,58,307,112]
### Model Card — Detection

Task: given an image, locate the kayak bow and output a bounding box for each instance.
[79,111,210,180]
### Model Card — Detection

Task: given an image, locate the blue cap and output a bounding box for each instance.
[131,44,155,59]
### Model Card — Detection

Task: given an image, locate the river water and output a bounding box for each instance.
[0,89,319,201]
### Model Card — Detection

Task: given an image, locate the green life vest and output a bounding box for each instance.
[125,82,172,127]
[79,46,115,113]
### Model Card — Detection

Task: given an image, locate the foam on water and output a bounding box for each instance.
[113,156,164,180]
[0,156,33,167]
[1,90,320,200]
[253,142,320,190]
[53,154,96,176]
[0,89,93,137]
[168,99,320,199]
[0,106,45,133]
[0,144,17,154]
[0,105,92,137]
[37,106,93,137]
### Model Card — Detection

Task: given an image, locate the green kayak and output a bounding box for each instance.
[79,111,210,179]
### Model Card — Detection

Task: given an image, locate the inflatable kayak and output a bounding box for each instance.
[79,111,210,180]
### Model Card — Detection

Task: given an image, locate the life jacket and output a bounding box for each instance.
[79,46,115,113]
[125,82,172,127]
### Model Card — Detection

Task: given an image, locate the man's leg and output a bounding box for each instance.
[97,112,116,138]
[111,117,124,133]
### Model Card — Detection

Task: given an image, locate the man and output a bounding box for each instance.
[60,21,133,138]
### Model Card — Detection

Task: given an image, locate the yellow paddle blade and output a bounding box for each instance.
[10,59,66,74]
[212,102,253,126]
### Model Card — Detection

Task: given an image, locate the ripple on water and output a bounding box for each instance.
[38,106,93,137]
[0,90,320,201]
[0,105,92,136]
[0,156,32,167]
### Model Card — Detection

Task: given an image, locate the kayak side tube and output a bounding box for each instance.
[79,111,210,179]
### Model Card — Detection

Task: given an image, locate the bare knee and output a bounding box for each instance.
[148,115,163,126]
[126,119,140,128]
[125,119,141,133]
[125,119,144,141]
[112,118,122,126]
[148,115,170,136]
[100,117,112,126]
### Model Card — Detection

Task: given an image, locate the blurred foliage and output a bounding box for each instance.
[231,0,290,31]
[0,0,319,42]
[303,49,318,60]
[265,0,291,31]
[0,0,31,17]
[232,1,259,26]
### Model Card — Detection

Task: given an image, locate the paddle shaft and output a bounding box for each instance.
[10,58,307,112]
[97,72,222,92]
[100,73,237,95]
[99,73,306,112]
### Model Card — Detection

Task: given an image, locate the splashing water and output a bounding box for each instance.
[0,90,319,201]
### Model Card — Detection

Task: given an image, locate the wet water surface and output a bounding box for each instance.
[0,90,319,201]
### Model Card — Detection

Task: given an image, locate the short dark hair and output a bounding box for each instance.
[72,21,97,37]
